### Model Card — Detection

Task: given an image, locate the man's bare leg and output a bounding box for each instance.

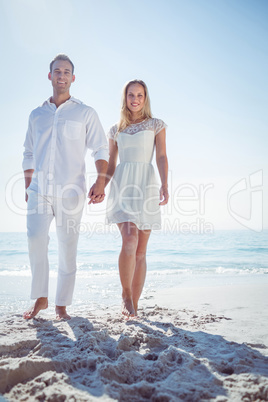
[55,306,71,320]
[23,297,48,319]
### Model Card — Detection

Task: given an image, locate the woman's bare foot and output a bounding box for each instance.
[133,301,138,317]
[121,297,135,317]
[23,297,48,319]
[55,306,71,320]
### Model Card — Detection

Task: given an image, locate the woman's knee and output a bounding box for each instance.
[122,233,138,254]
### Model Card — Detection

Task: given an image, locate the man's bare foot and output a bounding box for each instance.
[23,297,48,319]
[121,297,135,317]
[55,306,71,320]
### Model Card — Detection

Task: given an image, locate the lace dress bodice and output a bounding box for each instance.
[108,118,167,139]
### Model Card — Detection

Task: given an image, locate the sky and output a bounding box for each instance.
[1,0,267,233]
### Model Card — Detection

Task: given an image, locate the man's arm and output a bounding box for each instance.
[23,113,35,202]
[24,169,34,202]
[88,159,108,204]
[85,109,109,204]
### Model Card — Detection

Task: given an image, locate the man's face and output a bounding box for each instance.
[48,60,75,94]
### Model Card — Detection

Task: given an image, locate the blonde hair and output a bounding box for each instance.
[117,80,152,135]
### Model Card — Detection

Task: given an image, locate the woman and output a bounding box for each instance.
[105,79,169,317]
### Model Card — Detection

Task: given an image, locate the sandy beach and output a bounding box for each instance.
[0,278,268,401]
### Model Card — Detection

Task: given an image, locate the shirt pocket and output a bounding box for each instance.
[63,120,83,140]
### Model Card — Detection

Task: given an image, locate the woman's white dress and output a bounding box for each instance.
[106,118,167,230]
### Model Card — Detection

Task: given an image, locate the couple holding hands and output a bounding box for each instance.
[22,54,169,320]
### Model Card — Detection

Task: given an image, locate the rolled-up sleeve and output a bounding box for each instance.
[22,114,35,171]
[86,109,109,162]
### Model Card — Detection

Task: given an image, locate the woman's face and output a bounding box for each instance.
[126,83,145,115]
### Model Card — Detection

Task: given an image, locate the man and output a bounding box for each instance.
[22,54,108,320]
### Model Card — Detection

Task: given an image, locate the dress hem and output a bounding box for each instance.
[105,219,161,231]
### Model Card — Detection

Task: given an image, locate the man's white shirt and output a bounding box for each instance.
[23,97,109,198]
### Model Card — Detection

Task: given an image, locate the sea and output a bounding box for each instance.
[0,230,267,316]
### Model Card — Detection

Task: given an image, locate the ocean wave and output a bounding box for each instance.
[1,266,267,278]
[215,266,268,275]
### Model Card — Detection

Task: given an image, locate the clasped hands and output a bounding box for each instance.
[88,181,106,204]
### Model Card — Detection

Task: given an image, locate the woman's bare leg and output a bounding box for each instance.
[117,222,139,316]
[132,229,151,315]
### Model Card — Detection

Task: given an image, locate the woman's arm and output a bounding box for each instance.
[105,138,119,187]
[155,128,169,205]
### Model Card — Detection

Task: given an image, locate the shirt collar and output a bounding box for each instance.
[42,96,82,107]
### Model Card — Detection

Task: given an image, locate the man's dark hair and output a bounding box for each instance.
[50,54,74,74]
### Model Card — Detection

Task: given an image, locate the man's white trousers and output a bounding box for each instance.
[27,190,85,306]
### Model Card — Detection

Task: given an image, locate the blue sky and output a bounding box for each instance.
[1,0,267,232]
